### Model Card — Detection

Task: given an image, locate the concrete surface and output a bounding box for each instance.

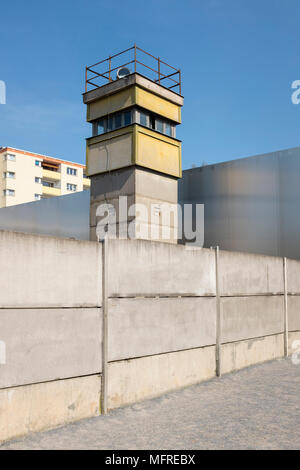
[221,334,284,374]
[1,358,299,450]
[221,296,284,342]
[107,239,216,297]
[90,167,179,243]
[219,250,284,295]
[287,259,300,293]
[289,331,300,354]
[108,346,216,409]
[107,332,285,409]
[0,375,101,444]
[108,297,216,361]
[83,73,184,107]
[0,307,102,388]
[0,235,299,443]
[0,231,102,308]
[287,296,300,331]
[87,130,133,175]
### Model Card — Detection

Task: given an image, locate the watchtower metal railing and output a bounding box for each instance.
[85,45,181,95]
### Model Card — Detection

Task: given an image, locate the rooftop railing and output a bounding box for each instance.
[85,44,181,95]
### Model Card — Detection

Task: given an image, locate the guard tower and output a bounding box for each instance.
[83,45,183,243]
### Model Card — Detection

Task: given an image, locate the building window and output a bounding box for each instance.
[3,171,15,179]
[42,181,54,188]
[34,194,41,200]
[139,111,148,127]
[92,109,133,137]
[3,189,15,196]
[107,116,113,132]
[165,122,171,137]
[124,110,132,126]
[3,153,16,161]
[170,124,176,138]
[137,110,176,138]
[35,160,42,167]
[35,177,42,184]
[97,119,105,135]
[156,119,163,134]
[114,113,122,129]
[67,183,77,191]
[91,108,176,138]
[67,167,77,176]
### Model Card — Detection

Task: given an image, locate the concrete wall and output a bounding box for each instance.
[0,231,102,442]
[108,297,216,361]
[104,240,296,409]
[0,307,102,389]
[0,233,299,443]
[0,375,101,443]
[90,168,179,244]
[0,230,102,307]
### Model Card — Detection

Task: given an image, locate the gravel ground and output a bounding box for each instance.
[1,358,300,450]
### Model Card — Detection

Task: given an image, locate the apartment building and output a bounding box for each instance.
[0,147,90,208]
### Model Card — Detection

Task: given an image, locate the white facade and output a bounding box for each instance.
[0,147,90,208]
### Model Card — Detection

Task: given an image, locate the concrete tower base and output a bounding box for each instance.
[90,167,178,243]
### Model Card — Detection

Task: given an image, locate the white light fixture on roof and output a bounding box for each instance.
[116,67,131,79]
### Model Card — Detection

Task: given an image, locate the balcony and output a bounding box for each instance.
[42,169,61,181]
[83,177,91,188]
[42,186,60,197]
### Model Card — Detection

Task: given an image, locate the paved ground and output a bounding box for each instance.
[1,358,300,450]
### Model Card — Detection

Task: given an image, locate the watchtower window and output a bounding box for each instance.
[107,116,113,132]
[165,122,171,137]
[92,109,133,137]
[91,107,176,138]
[138,109,176,138]
[115,113,122,129]
[124,110,132,126]
[156,119,163,134]
[149,115,156,130]
[140,111,148,127]
[97,119,105,135]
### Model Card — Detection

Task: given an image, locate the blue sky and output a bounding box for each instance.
[0,0,299,169]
